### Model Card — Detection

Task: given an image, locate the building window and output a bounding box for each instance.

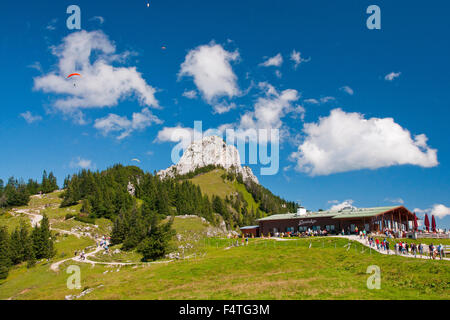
[298,226,307,232]
[286,227,294,232]
[325,225,335,231]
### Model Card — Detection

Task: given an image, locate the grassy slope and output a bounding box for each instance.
[189,168,261,212]
[1,190,449,300]
[0,211,29,231]
[0,237,448,300]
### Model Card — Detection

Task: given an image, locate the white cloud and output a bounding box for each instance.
[259,53,283,67]
[290,50,310,69]
[155,125,199,150]
[182,90,198,99]
[319,96,335,103]
[303,96,335,105]
[179,42,240,109]
[28,62,43,73]
[94,107,162,140]
[232,82,299,142]
[340,86,354,95]
[384,198,404,204]
[415,204,450,219]
[304,98,319,105]
[157,82,300,146]
[34,30,159,117]
[291,105,306,121]
[156,126,194,142]
[275,70,282,78]
[20,111,42,124]
[190,82,299,145]
[291,108,438,176]
[70,157,93,169]
[213,102,236,114]
[329,200,356,211]
[385,72,401,81]
[431,204,450,218]
[156,125,224,146]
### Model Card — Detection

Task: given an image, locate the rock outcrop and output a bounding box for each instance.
[158,135,259,184]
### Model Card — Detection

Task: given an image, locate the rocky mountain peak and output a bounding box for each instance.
[158,135,259,184]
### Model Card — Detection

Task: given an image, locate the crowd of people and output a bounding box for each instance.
[269,229,329,238]
[358,230,446,259]
[74,249,86,260]
[74,235,111,261]
[97,235,110,253]
[245,226,447,260]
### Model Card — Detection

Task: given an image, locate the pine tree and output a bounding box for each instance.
[0,179,6,208]
[0,226,11,279]
[9,228,22,265]
[48,172,58,192]
[63,175,71,189]
[137,218,175,262]
[32,214,55,260]
[41,170,49,194]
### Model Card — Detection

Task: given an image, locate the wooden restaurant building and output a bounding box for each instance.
[255,206,416,236]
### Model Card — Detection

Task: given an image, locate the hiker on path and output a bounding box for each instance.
[438,244,443,260]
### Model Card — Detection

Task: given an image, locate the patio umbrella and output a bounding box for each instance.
[424,214,430,232]
[431,215,437,233]
[413,213,418,231]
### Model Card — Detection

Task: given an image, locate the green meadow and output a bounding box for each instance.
[1,190,448,300]
[1,237,448,300]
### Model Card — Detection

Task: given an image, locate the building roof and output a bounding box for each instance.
[257,206,404,222]
[240,225,259,230]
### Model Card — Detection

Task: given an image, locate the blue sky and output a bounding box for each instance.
[1,0,449,228]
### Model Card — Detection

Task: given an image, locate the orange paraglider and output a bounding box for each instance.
[67,73,81,78]
[67,73,81,87]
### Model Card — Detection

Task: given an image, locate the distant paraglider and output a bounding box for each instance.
[67,73,81,78]
[67,73,81,87]
[131,158,141,163]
